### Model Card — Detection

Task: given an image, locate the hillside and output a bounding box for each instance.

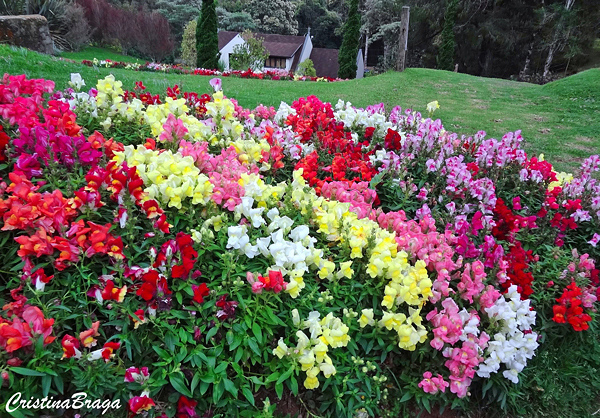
[1,45,598,172]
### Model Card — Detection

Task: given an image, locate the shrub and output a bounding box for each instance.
[229,30,269,71]
[296,58,317,76]
[77,0,174,61]
[181,19,197,67]
[62,2,92,51]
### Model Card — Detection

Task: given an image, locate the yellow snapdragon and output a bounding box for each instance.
[113,145,213,209]
[96,75,123,107]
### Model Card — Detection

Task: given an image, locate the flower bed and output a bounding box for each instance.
[0,72,599,418]
[79,58,342,82]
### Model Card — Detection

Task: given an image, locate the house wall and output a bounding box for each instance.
[220,34,245,70]
[297,31,313,69]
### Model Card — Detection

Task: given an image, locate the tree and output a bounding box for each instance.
[248,0,298,35]
[196,0,220,69]
[296,0,343,48]
[229,30,269,70]
[153,0,201,47]
[181,19,197,66]
[297,58,317,76]
[338,0,360,78]
[361,0,406,71]
[437,0,458,71]
[217,7,256,32]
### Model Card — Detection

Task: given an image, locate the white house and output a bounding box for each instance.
[218,29,364,79]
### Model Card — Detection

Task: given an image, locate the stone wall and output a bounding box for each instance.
[0,14,54,55]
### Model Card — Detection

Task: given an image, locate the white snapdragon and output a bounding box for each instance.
[333,100,393,138]
[274,101,297,125]
[476,285,539,383]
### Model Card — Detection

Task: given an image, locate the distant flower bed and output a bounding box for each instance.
[0,72,599,418]
[80,58,342,82]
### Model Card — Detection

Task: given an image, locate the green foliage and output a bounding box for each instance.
[296,0,343,49]
[196,0,220,69]
[181,19,198,67]
[337,0,360,79]
[229,30,269,71]
[247,0,299,35]
[436,0,458,71]
[153,0,200,47]
[296,58,317,77]
[217,7,256,32]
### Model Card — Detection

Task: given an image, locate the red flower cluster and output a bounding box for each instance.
[552,282,593,331]
[501,243,535,298]
[492,198,537,242]
[77,159,171,234]
[1,171,124,272]
[0,304,54,354]
[152,233,198,279]
[289,96,377,193]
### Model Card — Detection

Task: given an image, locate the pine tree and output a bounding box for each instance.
[437,0,458,71]
[196,0,220,69]
[337,0,360,79]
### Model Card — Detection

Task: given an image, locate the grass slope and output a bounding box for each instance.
[59,46,146,64]
[2,45,599,172]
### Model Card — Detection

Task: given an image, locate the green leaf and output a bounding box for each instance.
[242,386,255,406]
[9,367,46,377]
[247,338,260,356]
[213,379,225,404]
[214,362,228,375]
[399,392,413,402]
[205,326,218,342]
[289,375,299,396]
[199,381,210,395]
[53,374,64,394]
[191,372,201,394]
[170,373,193,398]
[252,322,263,344]
[276,366,294,385]
[223,378,238,397]
[153,346,171,361]
[42,374,52,396]
[275,382,283,399]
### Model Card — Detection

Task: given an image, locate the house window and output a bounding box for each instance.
[265,57,286,69]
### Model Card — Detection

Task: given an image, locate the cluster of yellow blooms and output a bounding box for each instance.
[95,75,124,108]
[273,310,350,389]
[144,98,212,141]
[291,169,431,351]
[538,154,574,191]
[230,139,271,167]
[203,91,245,146]
[113,145,213,210]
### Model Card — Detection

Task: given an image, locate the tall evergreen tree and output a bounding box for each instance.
[437,0,458,71]
[338,0,360,78]
[196,0,220,69]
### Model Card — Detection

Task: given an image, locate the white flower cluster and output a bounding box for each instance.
[477,285,539,383]
[226,197,320,298]
[274,101,297,126]
[333,100,393,139]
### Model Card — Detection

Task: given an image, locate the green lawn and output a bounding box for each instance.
[2,44,599,173]
[60,46,147,64]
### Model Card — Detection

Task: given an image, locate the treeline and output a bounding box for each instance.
[28,0,592,80]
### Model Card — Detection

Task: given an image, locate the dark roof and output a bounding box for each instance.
[219,31,306,58]
[218,31,239,49]
[309,48,339,79]
[262,42,302,58]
